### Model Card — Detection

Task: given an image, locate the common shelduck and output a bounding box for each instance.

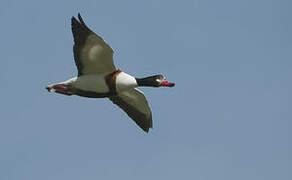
[46,13,175,132]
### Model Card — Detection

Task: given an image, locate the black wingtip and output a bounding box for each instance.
[77,13,85,24]
[71,16,77,24]
[142,126,152,133]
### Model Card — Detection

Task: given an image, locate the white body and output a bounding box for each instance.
[115,72,138,92]
[61,72,138,93]
[71,73,109,93]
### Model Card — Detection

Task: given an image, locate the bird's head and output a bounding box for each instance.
[136,75,175,87]
[154,75,175,87]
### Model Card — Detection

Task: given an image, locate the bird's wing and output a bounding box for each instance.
[71,13,116,76]
[109,88,153,132]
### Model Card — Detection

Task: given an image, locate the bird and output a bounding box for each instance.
[46,13,175,132]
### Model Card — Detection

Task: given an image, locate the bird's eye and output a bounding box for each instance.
[156,79,162,83]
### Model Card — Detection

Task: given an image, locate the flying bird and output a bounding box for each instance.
[46,13,175,132]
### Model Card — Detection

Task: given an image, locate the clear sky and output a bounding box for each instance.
[0,0,291,179]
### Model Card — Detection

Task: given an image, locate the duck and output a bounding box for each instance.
[46,13,175,132]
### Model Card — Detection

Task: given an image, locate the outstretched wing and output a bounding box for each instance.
[71,13,116,76]
[109,88,153,132]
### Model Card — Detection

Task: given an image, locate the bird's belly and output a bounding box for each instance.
[73,74,109,93]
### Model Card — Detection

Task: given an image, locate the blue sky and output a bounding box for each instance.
[0,0,291,179]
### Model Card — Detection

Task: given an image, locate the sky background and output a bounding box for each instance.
[0,0,291,179]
